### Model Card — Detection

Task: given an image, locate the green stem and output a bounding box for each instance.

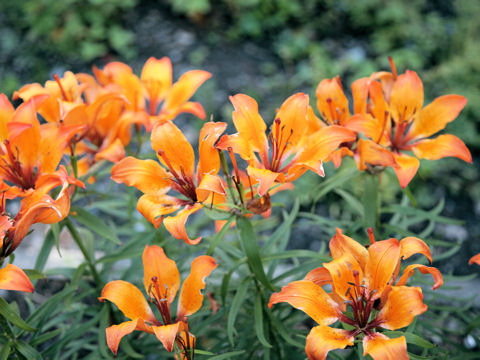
[363,173,380,235]
[64,218,102,287]
[218,150,238,205]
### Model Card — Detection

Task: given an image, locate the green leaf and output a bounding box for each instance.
[254,293,272,348]
[207,216,235,255]
[34,228,56,271]
[363,173,379,231]
[227,279,250,346]
[195,349,216,356]
[14,339,43,360]
[236,216,275,291]
[203,207,233,221]
[70,206,121,244]
[0,298,36,332]
[383,330,435,349]
[312,164,358,202]
[23,269,46,280]
[0,341,12,360]
[207,351,246,360]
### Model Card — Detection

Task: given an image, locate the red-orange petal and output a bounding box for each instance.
[396,264,443,290]
[409,94,467,139]
[142,245,180,304]
[376,286,427,330]
[105,319,138,355]
[0,264,34,292]
[247,166,283,196]
[305,325,354,360]
[268,280,340,326]
[363,333,408,360]
[392,153,420,188]
[163,203,203,245]
[151,121,195,180]
[99,280,157,324]
[365,238,401,298]
[329,228,368,270]
[111,156,171,194]
[152,323,181,352]
[163,70,211,113]
[469,253,480,265]
[177,255,217,320]
[389,70,424,123]
[411,134,472,163]
[304,267,332,287]
[399,236,432,263]
[229,94,268,156]
[197,121,227,179]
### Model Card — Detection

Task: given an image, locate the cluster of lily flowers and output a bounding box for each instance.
[0,55,477,359]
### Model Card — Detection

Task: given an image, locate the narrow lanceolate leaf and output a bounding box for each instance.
[70,206,121,244]
[254,293,272,348]
[0,298,36,332]
[208,351,246,360]
[383,330,435,349]
[227,279,250,346]
[0,341,12,360]
[34,228,56,271]
[14,340,43,360]
[236,216,275,291]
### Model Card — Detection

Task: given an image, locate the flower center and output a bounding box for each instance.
[0,140,37,190]
[268,118,294,172]
[157,150,197,203]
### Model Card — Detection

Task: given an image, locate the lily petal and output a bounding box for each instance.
[469,253,480,265]
[363,333,408,360]
[142,245,180,304]
[111,156,171,194]
[396,264,443,290]
[105,319,138,355]
[399,237,432,263]
[304,267,332,287]
[316,77,350,125]
[268,280,340,326]
[355,139,396,171]
[376,286,427,330]
[392,153,420,188]
[329,228,368,270]
[0,264,34,292]
[163,204,203,245]
[197,121,227,180]
[389,70,423,123]
[137,193,180,228]
[196,174,226,203]
[409,95,467,139]
[152,323,181,352]
[411,134,472,163]
[305,325,354,360]
[323,254,363,301]
[177,256,217,320]
[163,70,211,114]
[141,57,172,104]
[99,280,157,324]
[247,166,283,196]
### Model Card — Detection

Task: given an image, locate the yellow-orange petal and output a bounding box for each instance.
[273,92,309,149]
[152,323,181,352]
[323,254,363,301]
[355,139,396,172]
[177,255,217,320]
[328,147,354,169]
[316,77,350,125]
[399,237,432,263]
[0,264,34,292]
[351,77,369,114]
[163,203,203,245]
[151,121,195,180]
[99,280,157,324]
[142,245,180,304]
[396,264,443,290]
[305,325,354,360]
[376,286,427,330]
[197,121,227,180]
[247,166,283,196]
[141,56,172,103]
[363,333,408,360]
[365,238,401,298]
[304,267,332,287]
[411,134,472,163]
[409,94,467,139]
[344,114,381,143]
[94,139,125,163]
[392,153,420,188]
[268,280,340,326]
[196,174,226,203]
[469,253,480,265]
[229,94,268,156]
[105,319,138,355]
[389,70,424,123]
[163,70,211,113]
[329,228,368,270]
[137,193,180,228]
[111,156,171,194]
[215,133,254,162]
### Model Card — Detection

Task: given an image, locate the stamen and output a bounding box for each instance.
[227,147,240,181]
[158,150,181,180]
[326,98,336,123]
[53,74,70,102]
[367,228,375,244]
[388,56,397,80]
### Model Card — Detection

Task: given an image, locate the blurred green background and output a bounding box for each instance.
[1,0,479,263]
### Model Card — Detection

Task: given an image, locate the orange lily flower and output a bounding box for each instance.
[99,245,217,358]
[111,121,227,244]
[269,228,443,360]
[217,93,356,196]
[0,264,33,293]
[469,253,480,266]
[346,60,472,187]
